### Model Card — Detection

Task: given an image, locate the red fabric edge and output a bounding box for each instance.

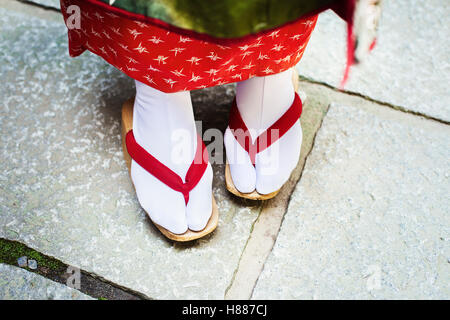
[78,0,336,45]
[332,0,356,88]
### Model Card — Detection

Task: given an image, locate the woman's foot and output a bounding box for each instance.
[224,69,302,195]
[131,81,213,234]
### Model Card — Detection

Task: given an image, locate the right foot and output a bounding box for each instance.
[130,81,213,234]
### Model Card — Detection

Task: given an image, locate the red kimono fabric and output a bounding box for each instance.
[61,0,318,93]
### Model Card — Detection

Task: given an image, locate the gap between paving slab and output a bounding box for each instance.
[6,0,59,20]
[6,0,448,300]
[17,0,60,12]
[21,0,450,125]
[224,78,450,299]
[0,263,93,300]
[301,77,450,126]
[297,1,450,122]
[1,79,445,300]
[22,0,450,124]
[0,238,147,300]
[0,3,262,298]
[225,79,330,299]
[252,96,449,299]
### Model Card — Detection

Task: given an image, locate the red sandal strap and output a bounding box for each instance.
[228,92,302,165]
[126,131,208,204]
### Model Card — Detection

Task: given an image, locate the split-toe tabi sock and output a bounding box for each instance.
[131,80,212,234]
[225,69,302,195]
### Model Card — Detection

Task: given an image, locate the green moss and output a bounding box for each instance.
[0,238,66,272]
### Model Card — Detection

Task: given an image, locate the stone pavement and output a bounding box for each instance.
[298,0,450,122]
[0,0,448,300]
[0,263,92,300]
[28,0,59,8]
[253,99,450,299]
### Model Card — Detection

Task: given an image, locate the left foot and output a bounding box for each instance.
[225,69,302,196]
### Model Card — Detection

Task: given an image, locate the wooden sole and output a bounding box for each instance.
[224,68,300,201]
[225,162,280,200]
[121,99,218,242]
[292,68,299,93]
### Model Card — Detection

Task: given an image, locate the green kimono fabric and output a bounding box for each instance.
[95,0,335,38]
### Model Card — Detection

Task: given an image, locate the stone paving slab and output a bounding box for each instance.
[0,5,262,299]
[0,263,92,300]
[253,101,450,299]
[297,0,450,122]
[27,0,60,9]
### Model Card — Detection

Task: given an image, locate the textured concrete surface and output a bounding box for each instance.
[0,4,261,299]
[297,0,450,122]
[253,102,450,299]
[2,0,449,300]
[0,263,92,300]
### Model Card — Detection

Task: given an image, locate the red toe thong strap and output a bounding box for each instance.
[228,92,302,165]
[125,131,208,204]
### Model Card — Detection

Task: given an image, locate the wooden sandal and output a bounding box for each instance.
[225,69,302,200]
[121,99,218,241]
